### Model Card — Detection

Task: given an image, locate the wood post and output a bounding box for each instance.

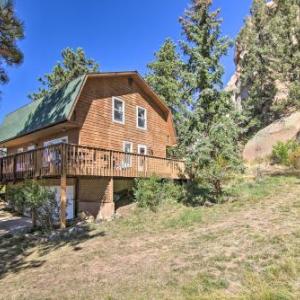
[32,209,37,228]
[60,144,67,228]
[35,149,41,178]
[75,177,79,218]
[60,173,67,228]
[13,155,17,182]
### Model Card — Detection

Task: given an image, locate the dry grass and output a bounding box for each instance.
[0,175,300,299]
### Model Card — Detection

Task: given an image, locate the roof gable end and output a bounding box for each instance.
[0,75,85,143]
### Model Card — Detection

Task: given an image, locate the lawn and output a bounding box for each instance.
[0,175,300,299]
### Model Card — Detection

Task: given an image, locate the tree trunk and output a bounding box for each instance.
[32,209,37,228]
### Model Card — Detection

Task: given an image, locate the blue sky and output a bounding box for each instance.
[0,0,252,122]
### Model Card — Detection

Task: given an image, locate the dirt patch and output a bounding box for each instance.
[0,202,32,237]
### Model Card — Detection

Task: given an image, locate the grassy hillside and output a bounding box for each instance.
[0,176,300,299]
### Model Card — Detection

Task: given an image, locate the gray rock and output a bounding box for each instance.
[243,111,300,162]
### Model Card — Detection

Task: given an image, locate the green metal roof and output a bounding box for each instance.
[0,75,85,143]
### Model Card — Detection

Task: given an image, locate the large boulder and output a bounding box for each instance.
[243,112,300,162]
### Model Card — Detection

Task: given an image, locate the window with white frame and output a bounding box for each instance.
[112,97,125,124]
[136,106,147,129]
[27,145,35,151]
[137,144,147,171]
[122,141,133,168]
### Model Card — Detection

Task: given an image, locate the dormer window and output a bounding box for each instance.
[112,97,125,124]
[136,106,147,130]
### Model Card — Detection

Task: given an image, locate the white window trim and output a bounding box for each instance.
[122,141,133,168]
[136,106,147,130]
[138,144,147,155]
[137,144,147,172]
[27,145,35,151]
[112,97,125,125]
[17,148,24,153]
[44,136,68,147]
[123,141,133,153]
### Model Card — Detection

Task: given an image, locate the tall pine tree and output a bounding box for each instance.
[238,0,277,136]
[29,48,99,101]
[237,0,300,137]
[0,0,24,85]
[146,38,185,126]
[179,0,242,201]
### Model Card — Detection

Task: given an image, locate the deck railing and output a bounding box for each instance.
[0,143,185,182]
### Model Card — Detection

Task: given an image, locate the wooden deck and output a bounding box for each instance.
[0,143,185,183]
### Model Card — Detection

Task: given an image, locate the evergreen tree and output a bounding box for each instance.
[238,0,278,136]
[179,0,242,201]
[29,47,99,101]
[0,0,24,85]
[269,0,300,112]
[237,0,300,137]
[146,38,185,125]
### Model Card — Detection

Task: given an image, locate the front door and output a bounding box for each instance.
[138,145,147,172]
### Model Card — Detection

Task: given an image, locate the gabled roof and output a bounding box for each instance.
[0,71,176,144]
[0,75,85,144]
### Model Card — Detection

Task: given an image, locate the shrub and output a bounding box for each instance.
[7,180,58,231]
[271,140,298,166]
[133,176,184,212]
[182,182,213,206]
[288,147,300,169]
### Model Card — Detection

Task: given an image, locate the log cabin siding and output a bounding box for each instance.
[75,77,172,158]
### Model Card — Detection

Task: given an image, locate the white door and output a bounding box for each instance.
[138,145,147,172]
[48,185,75,220]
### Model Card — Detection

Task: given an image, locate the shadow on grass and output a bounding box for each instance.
[0,225,106,279]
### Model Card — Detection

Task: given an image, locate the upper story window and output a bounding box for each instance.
[112,97,125,124]
[136,106,147,130]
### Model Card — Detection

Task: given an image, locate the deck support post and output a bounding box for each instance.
[60,173,67,228]
[60,144,67,228]
[96,177,115,221]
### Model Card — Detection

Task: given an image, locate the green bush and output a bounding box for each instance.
[271,140,299,166]
[288,147,300,169]
[7,180,58,231]
[133,176,184,212]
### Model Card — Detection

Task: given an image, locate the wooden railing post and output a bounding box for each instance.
[13,154,17,182]
[109,150,113,177]
[60,143,68,175]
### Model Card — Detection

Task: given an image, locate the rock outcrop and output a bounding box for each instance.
[243,111,300,162]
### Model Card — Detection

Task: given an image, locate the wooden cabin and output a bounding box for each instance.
[0,72,184,226]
